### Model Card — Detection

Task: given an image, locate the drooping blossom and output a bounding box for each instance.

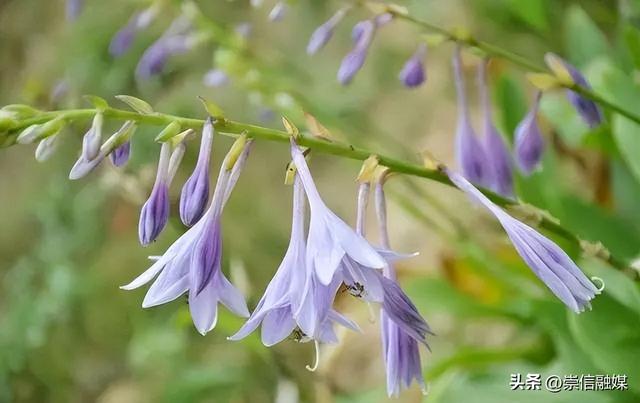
[399,44,427,88]
[109,5,159,57]
[544,53,603,128]
[136,16,196,79]
[229,175,360,347]
[138,142,171,246]
[306,8,349,55]
[374,177,430,397]
[180,118,214,226]
[446,168,600,312]
[338,20,376,85]
[477,59,513,197]
[81,112,103,161]
[452,46,490,186]
[514,92,544,175]
[110,141,131,167]
[268,2,288,22]
[290,140,387,285]
[122,137,254,335]
[35,135,59,162]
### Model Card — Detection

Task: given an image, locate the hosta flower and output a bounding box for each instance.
[338,19,378,85]
[446,169,600,312]
[453,46,489,186]
[203,69,230,88]
[81,112,103,161]
[306,8,348,55]
[136,16,194,79]
[229,176,359,346]
[290,140,386,285]
[478,59,513,197]
[122,138,254,335]
[66,0,83,22]
[514,92,544,175]
[109,5,158,57]
[545,53,603,128]
[268,2,288,22]
[374,180,430,397]
[399,44,427,88]
[109,141,131,167]
[138,142,171,246]
[180,118,214,226]
[35,135,59,162]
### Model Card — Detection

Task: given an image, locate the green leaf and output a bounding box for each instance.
[583,261,640,316]
[503,0,549,31]
[115,95,154,115]
[613,114,640,185]
[539,93,589,147]
[564,5,609,67]
[83,95,109,110]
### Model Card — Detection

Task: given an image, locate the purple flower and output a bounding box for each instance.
[514,92,544,175]
[109,141,131,167]
[203,69,230,88]
[306,8,348,55]
[122,138,254,335]
[446,169,600,312]
[453,46,490,186]
[229,176,359,346]
[234,22,252,39]
[374,180,430,397]
[138,142,171,246]
[110,6,159,57]
[180,118,214,227]
[290,140,387,285]
[81,112,103,161]
[545,53,603,128]
[268,2,288,22]
[478,59,513,197]
[66,0,83,22]
[136,17,194,79]
[338,20,376,85]
[399,44,427,88]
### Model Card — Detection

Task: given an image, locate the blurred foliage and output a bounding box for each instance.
[1,0,640,402]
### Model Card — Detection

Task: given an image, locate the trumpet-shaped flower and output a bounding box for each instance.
[290,140,386,285]
[180,118,214,226]
[478,60,513,197]
[446,168,599,312]
[138,142,171,246]
[514,92,544,175]
[453,46,489,186]
[122,139,254,335]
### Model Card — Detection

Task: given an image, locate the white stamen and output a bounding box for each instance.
[305,340,320,372]
[591,276,605,292]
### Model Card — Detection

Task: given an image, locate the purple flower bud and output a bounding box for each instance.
[234,22,252,39]
[268,2,288,22]
[139,143,171,245]
[109,141,131,167]
[338,20,375,85]
[514,92,544,175]
[203,69,230,88]
[306,8,348,55]
[351,13,391,43]
[136,17,193,79]
[66,0,83,22]
[180,118,214,227]
[452,46,490,186]
[109,23,137,57]
[478,60,513,197]
[545,53,603,128]
[81,113,103,161]
[399,44,427,88]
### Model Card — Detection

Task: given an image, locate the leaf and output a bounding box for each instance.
[503,0,549,31]
[613,114,640,185]
[564,5,609,67]
[115,95,154,115]
[583,261,640,316]
[83,95,109,110]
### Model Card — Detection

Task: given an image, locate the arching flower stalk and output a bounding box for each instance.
[514,91,544,175]
[122,135,254,335]
[453,46,490,186]
[445,168,600,312]
[477,59,513,197]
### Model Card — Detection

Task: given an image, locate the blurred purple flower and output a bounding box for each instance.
[122,139,254,335]
[234,22,252,39]
[180,118,214,227]
[446,169,600,312]
[399,44,427,88]
[66,0,83,22]
[138,142,171,246]
[109,6,159,57]
[478,59,513,197]
[338,20,376,85]
[514,92,544,175]
[268,2,288,22]
[453,46,490,186]
[545,53,603,128]
[290,139,386,285]
[203,69,230,88]
[136,16,194,79]
[306,8,348,55]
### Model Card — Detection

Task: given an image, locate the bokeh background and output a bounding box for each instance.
[2,0,640,402]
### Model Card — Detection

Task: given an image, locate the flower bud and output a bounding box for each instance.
[307,8,348,55]
[35,135,59,162]
[139,142,171,245]
[399,44,427,88]
[109,121,137,167]
[180,118,214,226]
[268,2,287,22]
[82,112,103,161]
[514,92,544,175]
[338,20,375,85]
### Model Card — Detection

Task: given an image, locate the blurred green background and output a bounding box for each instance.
[2,0,640,402]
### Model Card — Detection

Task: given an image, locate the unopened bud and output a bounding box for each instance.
[155,121,182,142]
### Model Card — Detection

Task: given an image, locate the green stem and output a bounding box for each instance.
[6,107,633,276]
[392,11,640,125]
